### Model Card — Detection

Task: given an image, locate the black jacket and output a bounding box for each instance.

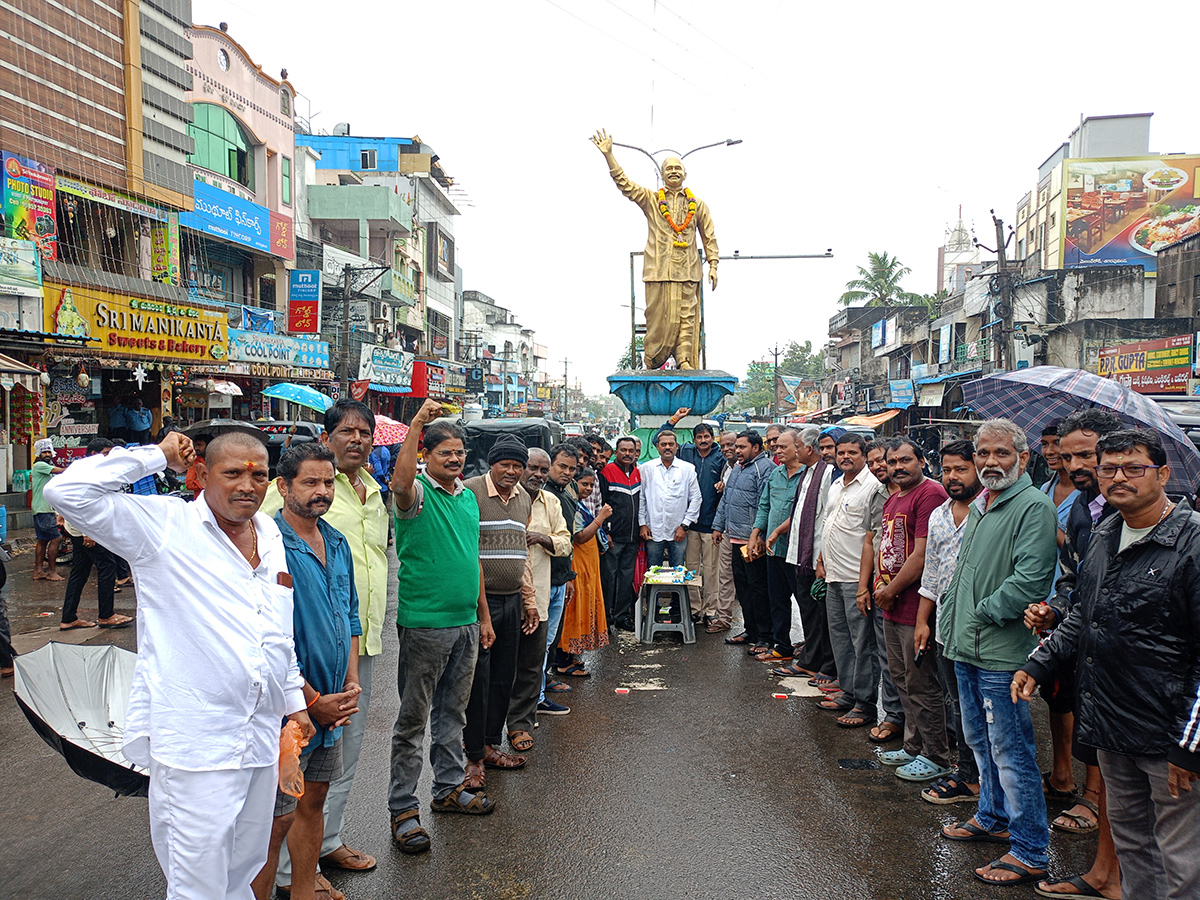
[598,462,640,543]
[1024,500,1200,772]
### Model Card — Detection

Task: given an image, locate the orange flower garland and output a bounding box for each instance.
[657,188,697,247]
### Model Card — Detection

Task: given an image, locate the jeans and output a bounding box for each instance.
[645,538,687,568]
[463,592,521,760]
[62,536,117,623]
[955,661,1048,870]
[277,655,375,885]
[937,649,978,783]
[1098,749,1200,900]
[539,584,567,703]
[873,603,904,727]
[730,545,770,644]
[765,556,798,655]
[883,620,949,767]
[603,539,640,623]
[387,623,479,813]
[825,581,879,716]
[507,619,548,735]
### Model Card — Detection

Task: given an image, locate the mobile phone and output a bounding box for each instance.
[914,646,926,668]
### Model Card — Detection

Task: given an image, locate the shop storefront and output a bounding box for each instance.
[41,280,229,447]
[356,344,412,417]
[394,359,447,422]
[225,328,332,420]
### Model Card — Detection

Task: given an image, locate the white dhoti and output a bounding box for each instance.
[148,759,278,900]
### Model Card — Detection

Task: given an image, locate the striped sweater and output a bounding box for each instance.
[464,474,531,595]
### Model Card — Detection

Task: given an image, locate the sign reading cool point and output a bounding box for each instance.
[43,282,229,362]
[229,328,330,369]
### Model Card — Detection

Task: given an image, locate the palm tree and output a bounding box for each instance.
[838,252,922,307]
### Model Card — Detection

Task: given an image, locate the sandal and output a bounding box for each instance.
[808,674,837,686]
[97,614,134,629]
[1033,874,1109,898]
[868,721,902,744]
[59,619,97,630]
[463,759,486,790]
[545,679,572,693]
[921,777,979,805]
[1052,796,1099,835]
[556,662,590,678]
[942,818,1012,844]
[508,730,534,752]
[818,697,849,711]
[896,755,952,782]
[482,747,527,770]
[390,809,431,854]
[724,632,751,644]
[1042,771,1077,801]
[755,649,793,662]
[770,663,812,677]
[974,856,1047,886]
[430,783,496,815]
[836,708,870,728]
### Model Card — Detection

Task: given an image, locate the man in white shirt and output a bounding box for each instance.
[638,428,702,568]
[45,431,314,900]
[815,433,886,730]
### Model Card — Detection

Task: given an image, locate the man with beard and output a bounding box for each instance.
[262,399,386,883]
[599,437,641,630]
[938,420,1057,887]
[254,443,361,900]
[1023,409,1123,899]
[506,449,571,753]
[463,436,538,784]
[874,438,950,782]
[915,441,982,805]
[864,438,905,744]
[1015,429,1200,900]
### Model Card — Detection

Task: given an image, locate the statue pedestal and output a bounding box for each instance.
[607,369,738,418]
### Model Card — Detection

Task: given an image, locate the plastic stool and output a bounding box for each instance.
[635,582,696,645]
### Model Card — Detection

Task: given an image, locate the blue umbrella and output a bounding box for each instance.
[262,382,335,413]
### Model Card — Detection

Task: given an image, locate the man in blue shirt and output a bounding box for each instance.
[658,407,727,623]
[127,398,153,445]
[253,442,362,900]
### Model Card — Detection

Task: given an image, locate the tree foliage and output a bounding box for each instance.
[780,340,825,378]
[616,335,645,370]
[734,360,774,416]
[839,251,923,308]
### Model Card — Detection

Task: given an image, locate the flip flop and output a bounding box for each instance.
[836,709,870,728]
[98,615,134,629]
[974,857,1047,887]
[59,620,97,630]
[817,697,850,711]
[770,663,810,677]
[1051,797,1099,835]
[868,721,902,743]
[557,663,591,678]
[942,820,1012,844]
[1033,875,1107,898]
[724,632,751,644]
[545,679,572,693]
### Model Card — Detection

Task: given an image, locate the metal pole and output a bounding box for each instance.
[341,264,352,396]
[629,252,638,369]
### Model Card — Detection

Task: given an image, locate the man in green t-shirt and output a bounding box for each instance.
[31,438,66,581]
[385,399,497,856]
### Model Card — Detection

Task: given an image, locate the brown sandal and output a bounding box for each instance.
[508,730,534,752]
[430,783,496,815]
[1052,796,1100,834]
[390,809,431,854]
[482,746,527,769]
[868,721,902,743]
[463,759,486,789]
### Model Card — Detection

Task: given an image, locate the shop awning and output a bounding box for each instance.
[0,353,41,392]
[916,367,982,384]
[369,383,411,394]
[789,405,837,423]
[884,401,913,410]
[840,408,901,428]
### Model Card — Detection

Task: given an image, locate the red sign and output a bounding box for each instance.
[270,211,294,260]
[411,361,447,400]
[287,297,319,333]
[350,380,370,401]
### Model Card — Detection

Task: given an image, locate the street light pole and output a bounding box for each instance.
[611,138,743,185]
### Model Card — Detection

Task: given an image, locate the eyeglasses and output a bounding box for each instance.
[1094,464,1160,479]
[432,449,467,459]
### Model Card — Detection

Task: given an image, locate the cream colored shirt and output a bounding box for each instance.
[820,466,885,584]
[607,163,719,283]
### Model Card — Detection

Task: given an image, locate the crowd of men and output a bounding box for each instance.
[30,397,1200,900]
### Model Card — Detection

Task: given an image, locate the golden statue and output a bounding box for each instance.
[593,129,718,370]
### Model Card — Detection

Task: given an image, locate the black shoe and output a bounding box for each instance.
[614,617,636,632]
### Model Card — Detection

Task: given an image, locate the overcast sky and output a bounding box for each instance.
[195,0,1198,395]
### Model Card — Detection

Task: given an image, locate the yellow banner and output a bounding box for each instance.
[43,282,228,363]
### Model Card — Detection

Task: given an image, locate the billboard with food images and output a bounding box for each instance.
[1062,155,1200,274]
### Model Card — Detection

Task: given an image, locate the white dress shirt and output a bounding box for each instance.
[819,464,885,584]
[44,446,304,772]
[785,464,831,566]
[638,457,702,542]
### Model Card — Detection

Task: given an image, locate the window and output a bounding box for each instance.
[360,148,377,170]
[280,90,291,117]
[187,103,255,190]
[281,156,291,206]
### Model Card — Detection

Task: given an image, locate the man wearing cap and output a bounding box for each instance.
[31,438,66,582]
[462,436,538,786]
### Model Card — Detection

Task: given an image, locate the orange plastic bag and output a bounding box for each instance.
[279,720,310,798]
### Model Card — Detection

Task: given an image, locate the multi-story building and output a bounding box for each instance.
[461,290,544,415]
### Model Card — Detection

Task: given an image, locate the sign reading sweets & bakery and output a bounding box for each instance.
[43,282,228,363]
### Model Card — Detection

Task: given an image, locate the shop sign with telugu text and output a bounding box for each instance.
[228,328,330,369]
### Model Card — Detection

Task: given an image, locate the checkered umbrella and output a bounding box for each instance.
[961,366,1200,494]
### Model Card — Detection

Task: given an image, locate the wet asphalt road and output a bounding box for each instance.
[1,546,1096,900]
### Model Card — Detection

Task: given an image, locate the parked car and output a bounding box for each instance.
[1154,398,1200,450]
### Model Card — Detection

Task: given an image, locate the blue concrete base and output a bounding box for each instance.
[607,370,738,417]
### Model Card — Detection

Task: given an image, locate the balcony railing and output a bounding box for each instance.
[955,337,990,363]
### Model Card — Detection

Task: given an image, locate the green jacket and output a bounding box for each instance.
[941,472,1058,671]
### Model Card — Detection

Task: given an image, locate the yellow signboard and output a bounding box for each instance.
[43,282,228,363]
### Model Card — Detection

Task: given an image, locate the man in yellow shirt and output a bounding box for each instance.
[261,399,386,886]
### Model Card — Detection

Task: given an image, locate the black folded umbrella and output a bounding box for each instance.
[13,642,148,797]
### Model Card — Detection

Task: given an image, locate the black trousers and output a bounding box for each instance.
[464,591,521,760]
[602,538,640,624]
[730,547,770,644]
[764,555,799,655]
[790,566,837,677]
[61,536,117,623]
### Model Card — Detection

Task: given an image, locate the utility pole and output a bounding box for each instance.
[991,210,1017,373]
[341,264,353,396]
[562,357,570,420]
[767,343,784,421]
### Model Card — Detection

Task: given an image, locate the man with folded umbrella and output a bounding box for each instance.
[44,429,314,900]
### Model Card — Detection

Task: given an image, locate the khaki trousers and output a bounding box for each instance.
[711,536,738,626]
[686,531,718,616]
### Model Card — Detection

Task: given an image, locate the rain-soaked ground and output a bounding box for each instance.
[1,543,1095,899]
